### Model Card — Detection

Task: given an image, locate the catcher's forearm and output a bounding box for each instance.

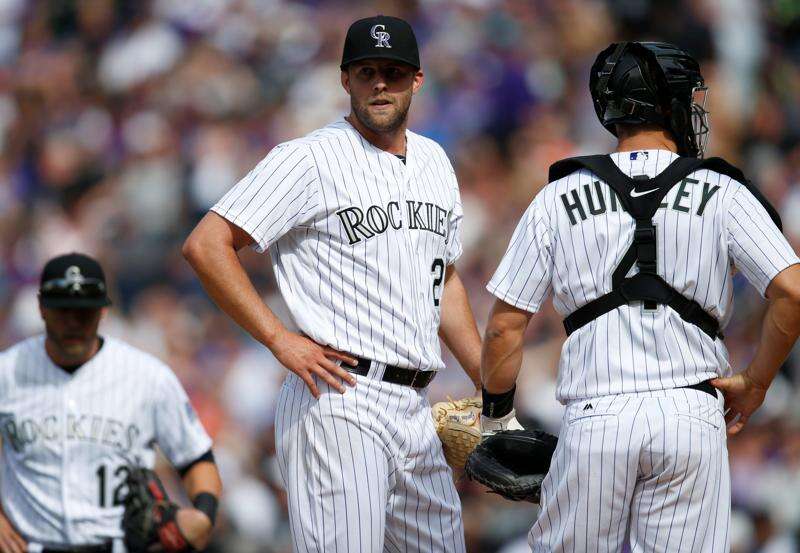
[183,212,288,349]
[438,266,482,387]
[746,266,800,387]
[481,299,531,393]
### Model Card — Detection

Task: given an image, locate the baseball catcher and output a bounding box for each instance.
[478,39,800,552]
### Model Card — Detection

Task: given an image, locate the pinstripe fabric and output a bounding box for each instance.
[275,372,465,553]
[488,150,797,552]
[530,388,729,553]
[222,120,468,551]
[211,119,463,371]
[488,150,800,403]
[0,335,211,547]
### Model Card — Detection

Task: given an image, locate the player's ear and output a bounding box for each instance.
[341,69,351,94]
[412,69,424,94]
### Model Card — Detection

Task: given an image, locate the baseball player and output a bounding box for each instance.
[183,14,482,553]
[480,42,800,552]
[0,253,222,553]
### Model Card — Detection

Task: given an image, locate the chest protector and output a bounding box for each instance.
[548,155,782,340]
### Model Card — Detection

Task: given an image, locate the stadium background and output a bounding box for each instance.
[1,0,799,551]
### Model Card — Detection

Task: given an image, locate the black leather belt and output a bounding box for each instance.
[41,543,112,553]
[347,357,436,389]
[680,379,718,399]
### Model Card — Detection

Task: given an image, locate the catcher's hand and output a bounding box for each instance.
[465,429,558,503]
[122,467,192,552]
[432,395,482,470]
[480,408,524,435]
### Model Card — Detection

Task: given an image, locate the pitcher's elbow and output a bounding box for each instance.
[182,233,204,266]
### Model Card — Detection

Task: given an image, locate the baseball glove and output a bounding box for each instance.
[122,467,192,552]
[465,429,558,503]
[431,396,482,470]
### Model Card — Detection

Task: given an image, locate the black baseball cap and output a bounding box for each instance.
[340,15,420,71]
[39,253,112,309]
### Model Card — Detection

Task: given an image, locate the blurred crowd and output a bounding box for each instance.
[1,0,800,551]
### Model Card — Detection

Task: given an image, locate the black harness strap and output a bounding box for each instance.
[563,273,722,338]
[697,158,782,231]
[548,154,782,339]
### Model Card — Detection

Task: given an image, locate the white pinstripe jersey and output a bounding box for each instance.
[488,149,800,403]
[212,119,463,371]
[0,336,212,545]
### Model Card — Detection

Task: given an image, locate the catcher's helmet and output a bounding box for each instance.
[590,42,709,158]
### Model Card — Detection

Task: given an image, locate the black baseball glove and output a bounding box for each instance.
[464,429,558,503]
[121,467,192,552]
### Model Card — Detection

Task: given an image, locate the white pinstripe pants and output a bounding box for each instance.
[530,388,730,553]
[275,372,466,553]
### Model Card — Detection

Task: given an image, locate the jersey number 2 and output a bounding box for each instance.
[96,465,130,507]
[431,258,445,306]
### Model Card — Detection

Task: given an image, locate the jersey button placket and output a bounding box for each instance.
[398,146,426,370]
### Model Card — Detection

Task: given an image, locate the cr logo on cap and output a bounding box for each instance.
[370,24,391,48]
[65,266,86,291]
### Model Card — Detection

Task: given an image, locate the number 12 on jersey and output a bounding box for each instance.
[96,464,130,507]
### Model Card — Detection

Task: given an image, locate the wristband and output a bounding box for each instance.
[192,492,218,526]
[482,385,516,418]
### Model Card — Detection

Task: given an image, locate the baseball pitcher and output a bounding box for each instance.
[183,15,482,553]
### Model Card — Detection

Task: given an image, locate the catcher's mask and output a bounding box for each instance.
[590,41,709,158]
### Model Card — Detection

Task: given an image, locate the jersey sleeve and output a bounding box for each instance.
[0,346,15,407]
[726,185,800,297]
[153,368,213,469]
[0,351,8,404]
[445,182,464,265]
[211,142,321,253]
[486,193,554,313]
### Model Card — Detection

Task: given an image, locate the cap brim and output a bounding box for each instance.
[341,54,420,71]
[39,296,112,309]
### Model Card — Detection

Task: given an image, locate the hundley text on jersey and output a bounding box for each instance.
[560,176,720,225]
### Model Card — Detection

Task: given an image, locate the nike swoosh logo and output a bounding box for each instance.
[630,187,659,198]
